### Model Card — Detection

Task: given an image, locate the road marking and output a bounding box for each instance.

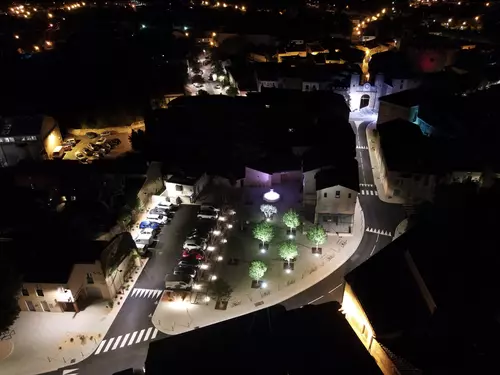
[151,328,159,339]
[103,338,115,353]
[328,284,343,294]
[308,295,324,305]
[63,369,79,375]
[143,327,153,341]
[370,244,377,256]
[94,340,106,355]
[111,336,122,350]
[155,290,163,298]
[120,333,130,348]
[365,227,392,237]
[362,189,366,195]
[135,329,145,343]
[128,331,138,346]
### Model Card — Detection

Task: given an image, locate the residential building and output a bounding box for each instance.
[377,89,422,125]
[244,154,302,188]
[164,169,209,203]
[302,151,359,234]
[15,232,139,313]
[342,198,500,375]
[0,115,63,167]
[145,302,382,375]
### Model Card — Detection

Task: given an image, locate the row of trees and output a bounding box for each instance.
[248,206,329,284]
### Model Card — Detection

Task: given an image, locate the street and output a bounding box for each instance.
[42,121,405,375]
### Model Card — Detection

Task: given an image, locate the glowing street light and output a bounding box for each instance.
[227,224,233,229]
[201,264,209,270]
[217,256,223,261]
[207,246,216,251]
[241,5,246,11]
[210,275,217,281]
[34,45,40,52]
[14,34,20,39]
[212,32,217,37]
[475,16,480,21]
[45,41,53,47]
[204,296,211,302]
[48,13,53,18]
[261,282,268,289]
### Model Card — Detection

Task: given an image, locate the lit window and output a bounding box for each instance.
[21,287,29,296]
[36,287,44,296]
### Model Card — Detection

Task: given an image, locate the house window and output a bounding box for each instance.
[86,273,94,284]
[305,84,310,91]
[36,287,44,297]
[335,191,340,198]
[348,193,352,198]
[175,185,183,192]
[21,287,29,296]
[323,192,327,198]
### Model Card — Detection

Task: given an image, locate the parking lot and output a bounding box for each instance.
[63,130,132,162]
[134,200,232,298]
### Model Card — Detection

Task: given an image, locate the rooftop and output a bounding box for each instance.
[145,302,382,375]
[315,160,360,191]
[0,115,45,137]
[378,88,427,108]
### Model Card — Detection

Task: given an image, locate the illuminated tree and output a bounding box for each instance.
[249,261,267,282]
[253,221,274,244]
[279,241,298,265]
[282,209,300,230]
[209,278,233,301]
[307,225,327,249]
[260,204,277,219]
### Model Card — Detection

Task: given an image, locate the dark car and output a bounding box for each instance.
[166,212,175,222]
[83,148,93,157]
[178,255,201,267]
[173,265,198,278]
[86,132,98,139]
[109,138,121,147]
[169,205,180,213]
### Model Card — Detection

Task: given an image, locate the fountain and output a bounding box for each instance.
[263,189,280,203]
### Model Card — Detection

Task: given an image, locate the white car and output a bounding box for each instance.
[96,137,107,145]
[183,239,207,251]
[201,205,220,212]
[197,209,218,220]
[147,214,168,224]
[157,201,172,209]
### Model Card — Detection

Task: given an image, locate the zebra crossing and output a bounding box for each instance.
[94,327,159,355]
[359,184,378,196]
[356,145,369,150]
[130,288,163,299]
[365,227,392,237]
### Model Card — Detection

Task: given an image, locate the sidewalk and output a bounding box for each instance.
[365,122,405,204]
[152,199,365,335]
[393,219,409,241]
[0,259,149,375]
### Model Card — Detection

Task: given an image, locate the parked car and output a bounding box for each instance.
[146,214,168,224]
[96,137,107,145]
[166,212,175,223]
[173,265,198,278]
[75,152,86,160]
[181,249,205,261]
[197,209,218,220]
[109,138,121,147]
[93,151,102,159]
[61,142,72,151]
[83,148,93,157]
[79,158,89,164]
[165,274,193,290]
[86,132,98,139]
[101,131,113,136]
[183,238,207,251]
[139,221,160,230]
[150,207,168,215]
[201,205,220,212]
[66,138,76,146]
[102,142,112,151]
[88,143,99,152]
[157,201,172,209]
[214,84,221,89]
[193,83,203,88]
[186,231,210,241]
[169,204,180,213]
[178,256,201,267]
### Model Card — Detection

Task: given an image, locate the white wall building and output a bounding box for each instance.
[164,172,209,203]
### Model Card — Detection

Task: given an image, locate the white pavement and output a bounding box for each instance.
[0,260,149,375]
[152,199,365,335]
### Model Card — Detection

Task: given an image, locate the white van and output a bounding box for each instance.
[135,233,153,250]
[52,145,64,159]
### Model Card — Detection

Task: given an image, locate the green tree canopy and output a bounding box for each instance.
[279,241,299,264]
[282,209,300,230]
[249,260,267,281]
[253,221,275,244]
[307,225,327,248]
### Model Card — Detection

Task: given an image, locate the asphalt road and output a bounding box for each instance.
[43,121,405,375]
[44,205,199,375]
